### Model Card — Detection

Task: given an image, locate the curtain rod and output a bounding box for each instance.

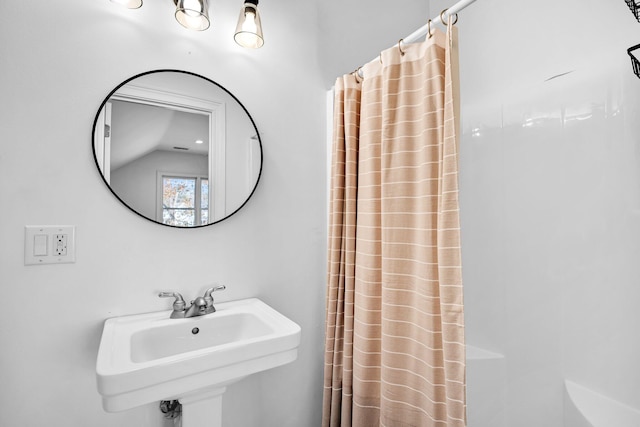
[357,0,478,77]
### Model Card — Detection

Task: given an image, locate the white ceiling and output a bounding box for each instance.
[109,100,209,171]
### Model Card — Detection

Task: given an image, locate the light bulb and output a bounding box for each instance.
[242,11,257,33]
[234,3,263,49]
[175,0,210,31]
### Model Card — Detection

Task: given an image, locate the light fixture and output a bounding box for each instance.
[174,0,210,31]
[108,0,264,49]
[234,0,263,49]
[110,0,142,9]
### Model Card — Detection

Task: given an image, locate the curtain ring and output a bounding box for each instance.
[353,66,363,83]
[427,19,433,38]
[440,8,458,25]
[379,53,383,64]
[398,39,405,56]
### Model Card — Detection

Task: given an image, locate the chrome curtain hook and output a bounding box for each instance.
[427,19,433,38]
[440,8,458,25]
[398,39,405,56]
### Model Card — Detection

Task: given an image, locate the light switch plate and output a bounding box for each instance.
[25,226,76,265]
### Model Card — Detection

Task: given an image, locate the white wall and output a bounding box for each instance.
[433,0,640,425]
[0,0,327,426]
[317,0,429,87]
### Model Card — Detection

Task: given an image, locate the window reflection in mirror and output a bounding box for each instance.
[161,175,209,227]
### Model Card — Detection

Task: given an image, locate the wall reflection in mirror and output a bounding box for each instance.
[92,70,262,227]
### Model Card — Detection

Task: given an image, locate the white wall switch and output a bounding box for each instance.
[33,234,48,256]
[25,226,76,265]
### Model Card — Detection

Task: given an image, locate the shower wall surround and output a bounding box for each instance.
[436,0,640,425]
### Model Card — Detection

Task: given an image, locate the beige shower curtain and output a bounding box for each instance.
[323,19,466,427]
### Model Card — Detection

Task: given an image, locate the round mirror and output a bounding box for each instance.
[92,70,262,228]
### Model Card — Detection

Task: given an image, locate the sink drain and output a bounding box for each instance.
[191,327,199,335]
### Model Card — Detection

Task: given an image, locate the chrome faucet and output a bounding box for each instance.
[184,296,208,318]
[158,285,226,319]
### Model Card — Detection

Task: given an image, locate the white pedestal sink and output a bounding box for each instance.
[96,298,301,426]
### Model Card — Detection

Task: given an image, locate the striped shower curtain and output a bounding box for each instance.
[323,18,466,427]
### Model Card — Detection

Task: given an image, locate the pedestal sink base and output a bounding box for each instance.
[179,387,227,427]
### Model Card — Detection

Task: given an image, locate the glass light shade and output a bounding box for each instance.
[110,0,143,9]
[175,0,210,31]
[234,3,264,49]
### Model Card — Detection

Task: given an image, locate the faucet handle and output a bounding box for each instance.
[204,285,226,299]
[203,285,226,311]
[158,292,186,312]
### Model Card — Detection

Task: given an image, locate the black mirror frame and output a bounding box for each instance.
[91,69,263,229]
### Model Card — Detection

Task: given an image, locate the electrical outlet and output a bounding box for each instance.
[54,234,67,256]
[25,226,76,265]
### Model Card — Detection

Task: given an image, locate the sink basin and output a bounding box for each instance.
[96,298,301,413]
[130,311,275,363]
